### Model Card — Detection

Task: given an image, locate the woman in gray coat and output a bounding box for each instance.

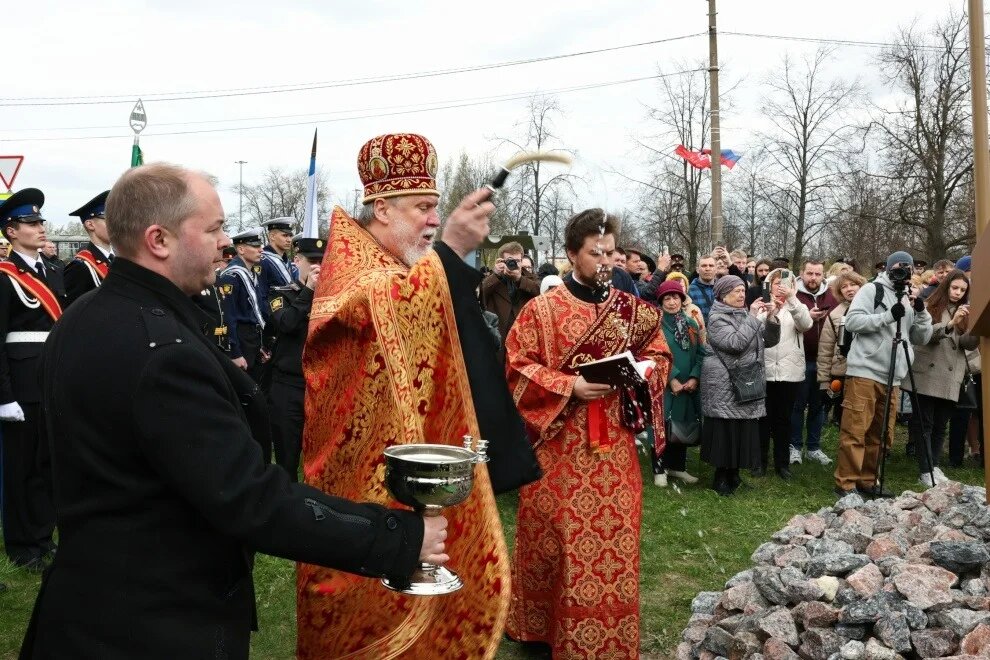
[700,276,781,495]
[902,270,979,487]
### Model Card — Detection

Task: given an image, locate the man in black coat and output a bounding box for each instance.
[267,235,324,480]
[20,163,447,660]
[0,188,65,573]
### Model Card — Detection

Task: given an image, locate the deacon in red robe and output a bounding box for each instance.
[505,209,672,659]
[298,134,541,659]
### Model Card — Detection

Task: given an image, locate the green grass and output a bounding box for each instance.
[1,424,986,660]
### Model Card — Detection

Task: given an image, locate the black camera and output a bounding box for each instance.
[888,262,911,291]
[504,258,519,271]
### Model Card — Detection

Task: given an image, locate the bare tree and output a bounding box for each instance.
[437,150,513,238]
[759,49,859,265]
[497,95,580,242]
[631,63,717,267]
[868,12,973,259]
[232,167,332,233]
[723,149,772,257]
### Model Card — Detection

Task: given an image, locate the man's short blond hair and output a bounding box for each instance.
[106,163,203,258]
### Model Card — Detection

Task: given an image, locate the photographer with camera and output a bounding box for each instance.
[834,251,933,497]
[480,241,541,350]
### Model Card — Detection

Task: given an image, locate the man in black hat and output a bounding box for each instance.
[266,235,325,481]
[0,188,65,572]
[218,229,267,382]
[63,191,114,306]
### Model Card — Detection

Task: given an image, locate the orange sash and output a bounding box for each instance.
[0,261,63,322]
[75,250,109,279]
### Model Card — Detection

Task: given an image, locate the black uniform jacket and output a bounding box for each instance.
[434,244,543,494]
[21,258,423,660]
[268,281,312,384]
[62,241,109,306]
[0,251,66,404]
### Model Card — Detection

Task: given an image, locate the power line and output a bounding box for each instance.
[0,33,704,107]
[722,30,958,52]
[0,70,703,143]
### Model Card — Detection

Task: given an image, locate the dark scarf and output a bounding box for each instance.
[662,310,691,350]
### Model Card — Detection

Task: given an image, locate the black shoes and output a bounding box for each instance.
[728,469,742,493]
[776,467,792,480]
[834,486,855,498]
[857,483,894,498]
[712,469,733,496]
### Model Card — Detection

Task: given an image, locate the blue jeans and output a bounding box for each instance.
[791,361,825,451]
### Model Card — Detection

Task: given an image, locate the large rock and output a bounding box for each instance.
[676,641,694,660]
[759,607,800,647]
[723,581,767,612]
[776,546,812,570]
[717,614,759,635]
[847,563,885,598]
[941,502,983,530]
[961,579,987,597]
[910,628,959,658]
[866,536,906,562]
[863,638,896,660]
[794,601,840,629]
[959,622,990,657]
[703,625,737,656]
[753,542,784,565]
[834,492,865,512]
[764,637,801,660]
[929,541,990,575]
[835,624,868,641]
[784,579,825,604]
[733,632,763,660]
[839,596,884,625]
[806,554,871,578]
[799,628,844,660]
[840,640,866,660]
[694,591,723,614]
[891,564,958,609]
[816,576,840,602]
[935,610,990,638]
[874,612,912,653]
[754,567,791,606]
[807,538,856,558]
[726,569,755,589]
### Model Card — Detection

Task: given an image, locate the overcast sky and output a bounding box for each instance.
[0,0,958,228]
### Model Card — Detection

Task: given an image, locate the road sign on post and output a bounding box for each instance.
[0,155,25,192]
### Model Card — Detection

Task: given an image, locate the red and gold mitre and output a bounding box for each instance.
[358,133,439,203]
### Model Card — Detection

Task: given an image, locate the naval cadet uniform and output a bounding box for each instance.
[258,218,298,317]
[0,189,65,571]
[62,191,114,306]
[267,236,323,481]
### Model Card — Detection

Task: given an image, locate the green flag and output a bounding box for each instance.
[131,140,143,168]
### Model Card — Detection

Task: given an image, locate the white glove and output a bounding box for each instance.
[0,401,25,422]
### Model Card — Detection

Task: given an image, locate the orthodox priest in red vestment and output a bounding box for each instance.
[297,134,541,659]
[504,209,672,659]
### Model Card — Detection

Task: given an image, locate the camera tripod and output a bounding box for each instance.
[873,309,937,497]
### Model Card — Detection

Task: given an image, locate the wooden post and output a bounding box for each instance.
[708,0,723,249]
[966,0,990,503]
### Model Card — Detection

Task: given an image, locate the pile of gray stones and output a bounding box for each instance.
[679,482,990,660]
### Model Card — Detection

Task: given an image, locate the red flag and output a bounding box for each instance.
[675,145,712,170]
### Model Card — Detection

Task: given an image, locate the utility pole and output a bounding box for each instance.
[707,0,723,249]
[235,160,247,227]
[965,0,990,502]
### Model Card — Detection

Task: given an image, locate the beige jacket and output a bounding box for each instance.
[816,301,850,387]
[901,307,980,401]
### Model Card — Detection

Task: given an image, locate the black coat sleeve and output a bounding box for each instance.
[272,287,313,334]
[434,243,542,494]
[132,344,423,580]
[62,260,92,306]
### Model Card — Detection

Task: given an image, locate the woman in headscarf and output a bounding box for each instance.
[666,271,706,344]
[651,280,704,487]
[700,276,780,495]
